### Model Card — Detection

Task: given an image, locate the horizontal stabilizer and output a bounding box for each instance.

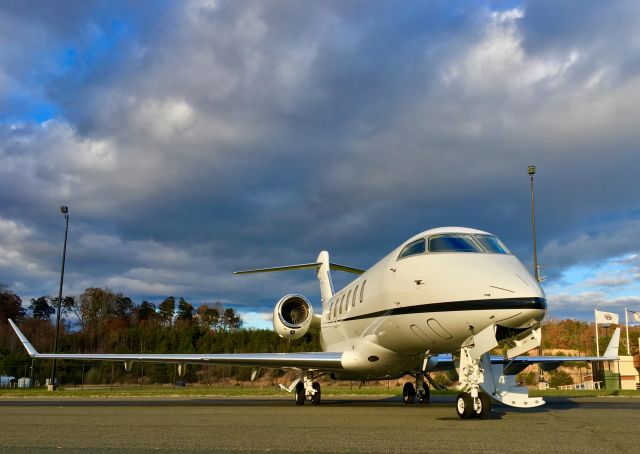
[235,262,364,275]
[234,263,320,274]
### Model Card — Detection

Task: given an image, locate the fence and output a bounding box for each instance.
[557,380,603,390]
[0,360,294,389]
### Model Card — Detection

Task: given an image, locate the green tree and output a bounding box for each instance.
[158,297,176,326]
[79,287,118,327]
[113,296,134,322]
[220,307,242,332]
[176,297,194,322]
[135,300,157,323]
[0,283,25,323]
[29,296,55,320]
[197,304,220,330]
[60,296,81,326]
[548,369,574,388]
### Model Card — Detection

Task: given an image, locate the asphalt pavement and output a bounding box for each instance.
[1,395,638,453]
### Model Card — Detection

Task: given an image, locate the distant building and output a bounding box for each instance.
[17,377,32,388]
[0,375,16,388]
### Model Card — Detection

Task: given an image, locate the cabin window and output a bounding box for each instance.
[398,238,426,259]
[428,234,483,253]
[360,280,366,303]
[352,286,358,307]
[474,234,511,254]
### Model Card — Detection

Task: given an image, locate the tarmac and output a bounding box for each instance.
[0,395,639,453]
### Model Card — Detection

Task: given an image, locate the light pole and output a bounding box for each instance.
[528,165,540,283]
[528,166,545,384]
[49,205,69,391]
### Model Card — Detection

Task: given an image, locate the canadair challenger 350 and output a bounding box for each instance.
[9,227,619,419]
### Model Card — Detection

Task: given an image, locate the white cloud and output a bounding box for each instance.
[238,310,273,329]
[133,98,195,141]
[0,217,54,282]
[104,276,177,296]
[540,220,640,270]
[2,2,640,323]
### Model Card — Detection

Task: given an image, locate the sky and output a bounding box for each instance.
[1,0,640,329]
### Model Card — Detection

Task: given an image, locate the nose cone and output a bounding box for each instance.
[488,256,547,327]
[484,255,544,297]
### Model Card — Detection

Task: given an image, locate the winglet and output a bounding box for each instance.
[8,319,39,357]
[603,327,620,358]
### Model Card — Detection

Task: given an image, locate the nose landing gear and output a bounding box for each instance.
[456,391,491,419]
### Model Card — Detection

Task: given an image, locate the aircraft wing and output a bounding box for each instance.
[8,320,344,372]
[431,327,621,375]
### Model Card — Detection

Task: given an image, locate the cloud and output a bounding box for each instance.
[237,310,273,330]
[548,291,640,321]
[540,220,640,273]
[2,1,640,326]
[585,275,633,289]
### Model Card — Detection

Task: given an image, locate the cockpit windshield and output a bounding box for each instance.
[473,234,511,254]
[428,234,483,252]
[397,233,512,260]
[427,234,511,254]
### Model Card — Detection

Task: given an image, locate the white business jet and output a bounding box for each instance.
[9,227,620,419]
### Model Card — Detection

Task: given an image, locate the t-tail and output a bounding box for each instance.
[234,250,364,304]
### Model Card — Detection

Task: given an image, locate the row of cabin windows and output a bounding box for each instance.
[327,280,366,321]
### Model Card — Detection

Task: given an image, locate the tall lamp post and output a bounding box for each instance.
[528,166,545,384]
[49,205,69,391]
[528,165,540,283]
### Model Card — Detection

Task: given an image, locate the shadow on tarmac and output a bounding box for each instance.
[0,394,583,413]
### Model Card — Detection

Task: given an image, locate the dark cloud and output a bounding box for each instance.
[1,1,640,323]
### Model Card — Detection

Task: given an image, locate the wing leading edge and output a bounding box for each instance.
[8,320,621,376]
[8,319,344,372]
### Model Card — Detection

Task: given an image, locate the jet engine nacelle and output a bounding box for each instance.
[273,294,320,340]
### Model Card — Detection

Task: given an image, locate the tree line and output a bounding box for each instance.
[23,287,243,332]
[1,283,638,387]
[0,283,319,386]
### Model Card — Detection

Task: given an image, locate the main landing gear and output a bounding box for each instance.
[293,375,321,405]
[402,374,430,405]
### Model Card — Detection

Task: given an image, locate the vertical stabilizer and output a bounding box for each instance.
[316,251,334,303]
[603,327,620,358]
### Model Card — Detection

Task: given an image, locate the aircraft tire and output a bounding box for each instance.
[456,392,474,419]
[419,382,430,404]
[295,382,305,405]
[311,382,321,405]
[402,382,416,404]
[475,392,491,419]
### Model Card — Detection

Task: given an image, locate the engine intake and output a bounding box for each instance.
[273,294,319,340]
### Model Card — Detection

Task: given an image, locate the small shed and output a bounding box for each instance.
[0,375,16,388]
